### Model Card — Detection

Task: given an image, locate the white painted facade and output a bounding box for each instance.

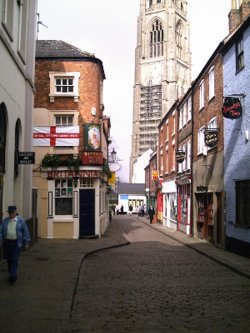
[0,0,38,219]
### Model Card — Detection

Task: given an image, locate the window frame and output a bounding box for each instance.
[49,72,80,102]
[235,180,250,227]
[208,66,215,100]
[235,37,244,72]
[199,80,205,110]
[54,178,73,215]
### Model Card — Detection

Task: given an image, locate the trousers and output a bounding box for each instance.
[3,240,21,279]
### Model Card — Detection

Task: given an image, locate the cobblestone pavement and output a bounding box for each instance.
[66,215,250,333]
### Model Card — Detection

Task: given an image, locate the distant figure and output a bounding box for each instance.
[140,205,145,217]
[115,205,119,215]
[128,205,133,216]
[148,206,155,224]
[120,205,124,214]
[137,205,141,216]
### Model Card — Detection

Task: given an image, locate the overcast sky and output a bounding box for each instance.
[37,0,231,182]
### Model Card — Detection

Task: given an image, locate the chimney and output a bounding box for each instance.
[228,0,250,33]
[240,0,250,21]
[228,0,241,33]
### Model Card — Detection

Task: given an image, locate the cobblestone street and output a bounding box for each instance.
[68,216,250,333]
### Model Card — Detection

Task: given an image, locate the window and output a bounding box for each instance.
[199,80,204,110]
[55,115,73,126]
[198,126,205,155]
[236,37,244,72]
[17,0,28,62]
[2,0,14,40]
[208,67,215,100]
[207,117,217,130]
[235,180,250,226]
[149,19,164,58]
[55,179,73,215]
[49,72,80,102]
[187,96,192,121]
[0,103,7,173]
[176,21,183,58]
[179,106,183,129]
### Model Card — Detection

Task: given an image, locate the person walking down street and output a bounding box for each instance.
[0,205,30,284]
[128,205,133,216]
[148,206,155,224]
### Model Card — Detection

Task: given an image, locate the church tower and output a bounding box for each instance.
[130,0,191,182]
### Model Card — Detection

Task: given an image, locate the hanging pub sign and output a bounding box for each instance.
[84,124,101,152]
[204,128,218,148]
[176,150,186,163]
[222,97,242,119]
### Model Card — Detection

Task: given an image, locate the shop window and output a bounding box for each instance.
[55,178,73,215]
[235,180,250,226]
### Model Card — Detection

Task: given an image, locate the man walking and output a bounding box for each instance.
[0,205,30,284]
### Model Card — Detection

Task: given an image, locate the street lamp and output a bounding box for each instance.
[110,148,117,163]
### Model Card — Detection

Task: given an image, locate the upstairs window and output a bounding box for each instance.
[49,72,80,102]
[17,0,28,63]
[199,80,204,110]
[2,0,14,40]
[198,126,206,155]
[55,115,73,127]
[236,37,244,72]
[208,67,215,100]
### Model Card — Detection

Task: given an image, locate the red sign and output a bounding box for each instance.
[47,170,100,179]
[82,152,103,165]
[222,97,242,119]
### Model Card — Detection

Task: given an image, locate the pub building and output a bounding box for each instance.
[33,40,110,239]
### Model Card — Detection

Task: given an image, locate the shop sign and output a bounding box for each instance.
[47,170,100,179]
[222,97,242,119]
[82,152,103,165]
[84,124,101,151]
[152,170,158,180]
[176,150,186,163]
[18,152,35,164]
[204,128,218,148]
[196,185,208,192]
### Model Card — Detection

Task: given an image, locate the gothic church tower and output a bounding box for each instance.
[130,0,191,181]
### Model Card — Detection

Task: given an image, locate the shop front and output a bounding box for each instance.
[35,168,109,239]
[162,180,177,230]
[176,175,192,235]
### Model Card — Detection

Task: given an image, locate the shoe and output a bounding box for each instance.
[8,276,17,284]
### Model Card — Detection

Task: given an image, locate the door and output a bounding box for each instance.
[79,189,95,238]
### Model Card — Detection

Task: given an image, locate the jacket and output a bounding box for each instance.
[0,216,31,248]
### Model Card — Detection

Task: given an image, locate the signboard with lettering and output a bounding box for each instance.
[222,97,242,119]
[176,150,186,163]
[18,152,35,164]
[204,129,218,148]
[47,170,100,179]
[82,152,103,165]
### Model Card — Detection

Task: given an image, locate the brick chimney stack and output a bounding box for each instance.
[228,0,250,33]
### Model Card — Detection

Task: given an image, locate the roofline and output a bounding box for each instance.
[35,56,106,79]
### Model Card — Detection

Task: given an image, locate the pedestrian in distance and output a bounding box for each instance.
[128,205,133,216]
[148,206,155,224]
[0,205,31,284]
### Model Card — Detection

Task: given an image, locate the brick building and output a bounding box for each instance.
[158,101,178,228]
[33,40,110,239]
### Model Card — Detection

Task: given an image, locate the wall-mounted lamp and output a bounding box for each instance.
[110,148,117,163]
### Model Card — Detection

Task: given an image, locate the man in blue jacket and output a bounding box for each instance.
[0,205,30,284]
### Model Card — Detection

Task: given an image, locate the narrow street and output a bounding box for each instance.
[67,215,250,333]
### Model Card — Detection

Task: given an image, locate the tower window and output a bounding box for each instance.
[149,19,164,58]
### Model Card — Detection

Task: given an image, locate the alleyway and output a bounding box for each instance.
[66,215,250,333]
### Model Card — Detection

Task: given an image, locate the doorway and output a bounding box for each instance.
[79,189,95,238]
